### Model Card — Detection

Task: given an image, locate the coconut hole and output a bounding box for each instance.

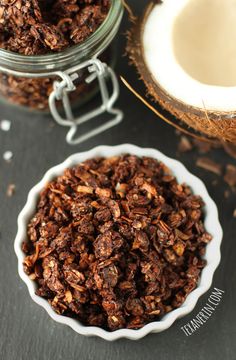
[172,0,236,87]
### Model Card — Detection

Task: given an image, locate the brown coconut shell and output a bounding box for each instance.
[127,1,236,144]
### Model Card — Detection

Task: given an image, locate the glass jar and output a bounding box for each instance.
[0,0,124,145]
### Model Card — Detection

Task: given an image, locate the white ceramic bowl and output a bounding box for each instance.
[14,144,223,341]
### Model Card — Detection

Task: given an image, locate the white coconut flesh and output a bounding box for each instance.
[143,0,236,112]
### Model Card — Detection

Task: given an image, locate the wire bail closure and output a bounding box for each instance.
[49,58,123,145]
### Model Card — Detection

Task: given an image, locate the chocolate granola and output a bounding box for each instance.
[23,155,212,331]
[0,0,110,55]
[0,0,111,109]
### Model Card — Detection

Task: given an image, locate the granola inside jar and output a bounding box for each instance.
[0,0,123,112]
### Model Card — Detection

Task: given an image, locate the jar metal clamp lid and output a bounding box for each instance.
[0,0,124,145]
[49,58,123,145]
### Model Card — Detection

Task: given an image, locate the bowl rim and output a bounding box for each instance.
[14,144,223,341]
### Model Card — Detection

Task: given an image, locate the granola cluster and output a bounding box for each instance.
[23,155,212,331]
[0,0,110,55]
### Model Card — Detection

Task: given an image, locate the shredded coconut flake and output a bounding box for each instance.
[3,151,13,162]
[0,119,11,132]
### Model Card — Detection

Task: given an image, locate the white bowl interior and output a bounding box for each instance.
[14,144,223,340]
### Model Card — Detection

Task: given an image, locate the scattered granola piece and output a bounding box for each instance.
[193,139,213,154]
[224,164,236,187]
[196,157,222,175]
[223,143,236,160]
[224,190,230,199]
[3,150,13,162]
[178,136,193,153]
[6,184,15,197]
[0,119,11,132]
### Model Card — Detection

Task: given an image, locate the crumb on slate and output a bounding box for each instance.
[224,164,236,188]
[223,143,236,160]
[3,151,13,162]
[6,184,15,197]
[196,157,222,176]
[0,119,11,132]
[224,190,230,199]
[193,139,213,154]
[178,136,193,153]
[212,179,218,186]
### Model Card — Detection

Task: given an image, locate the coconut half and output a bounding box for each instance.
[128,0,236,143]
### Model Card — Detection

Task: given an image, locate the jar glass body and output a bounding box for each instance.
[0,0,123,111]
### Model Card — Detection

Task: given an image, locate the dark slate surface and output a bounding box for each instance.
[0,2,235,359]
